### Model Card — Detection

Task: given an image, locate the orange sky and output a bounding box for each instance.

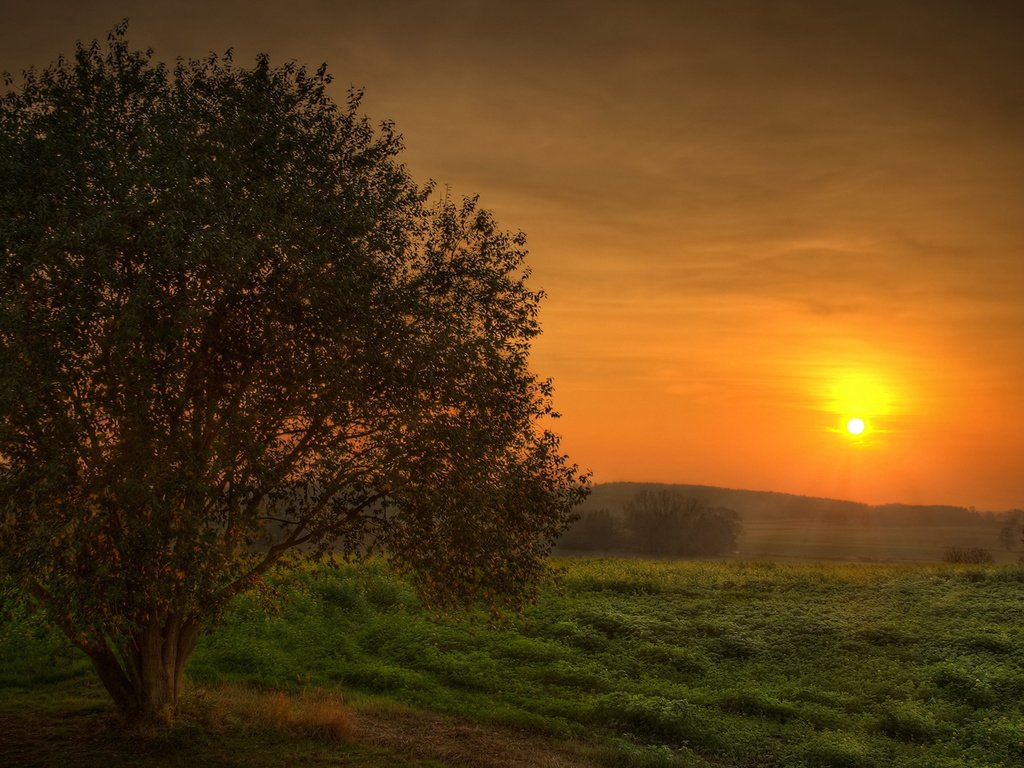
[4,1,1023,510]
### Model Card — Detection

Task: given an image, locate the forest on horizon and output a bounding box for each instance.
[559,482,1023,564]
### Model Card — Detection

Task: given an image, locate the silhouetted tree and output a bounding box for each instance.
[0,26,588,726]
[625,489,686,556]
[996,509,1023,552]
[622,489,741,557]
[686,505,743,554]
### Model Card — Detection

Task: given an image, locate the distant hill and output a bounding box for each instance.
[578,482,1001,526]
[565,482,1021,564]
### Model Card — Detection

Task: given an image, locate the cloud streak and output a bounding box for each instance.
[3,0,1022,508]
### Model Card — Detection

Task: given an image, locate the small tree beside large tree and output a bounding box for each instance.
[0,25,588,726]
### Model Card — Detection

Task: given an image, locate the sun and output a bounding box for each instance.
[820,368,898,443]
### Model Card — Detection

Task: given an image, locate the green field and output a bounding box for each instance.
[736,520,1019,564]
[3,558,1024,767]
[565,483,1021,565]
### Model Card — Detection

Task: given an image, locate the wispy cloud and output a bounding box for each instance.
[4,0,1022,507]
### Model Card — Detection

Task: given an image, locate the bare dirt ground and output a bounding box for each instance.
[355,704,605,768]
[0,686,607,768]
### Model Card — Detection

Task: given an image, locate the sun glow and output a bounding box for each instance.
[821,368,902,443]
[827,371,892,417]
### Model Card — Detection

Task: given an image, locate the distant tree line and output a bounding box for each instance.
[996,510,1023,552]
[942,547,994,564]
[559,489,742,557]
[584,482,1006,530]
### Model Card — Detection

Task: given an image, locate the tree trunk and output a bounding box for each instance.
[83,613,202,728]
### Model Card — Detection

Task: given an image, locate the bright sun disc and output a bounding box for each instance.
[846,417,865,435]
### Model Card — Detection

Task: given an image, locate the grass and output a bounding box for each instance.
[3,558,1024,766]
[0,677,454,767]
[732,519,1018,564]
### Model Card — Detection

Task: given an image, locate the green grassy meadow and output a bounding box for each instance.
[735,520,1018,564]
[3,558,1024,767]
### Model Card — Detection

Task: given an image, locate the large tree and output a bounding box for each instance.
[0,26,588,725]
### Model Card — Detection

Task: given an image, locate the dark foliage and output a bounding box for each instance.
[0,25,588,724]
[559,489,742,557]
[942,547,994,564]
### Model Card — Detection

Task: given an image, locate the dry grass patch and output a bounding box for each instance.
[182,683,603,767]
[184,682,356,743]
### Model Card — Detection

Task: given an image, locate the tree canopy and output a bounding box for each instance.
[624,490,742,557]
[0,25,588,724]
[556,490,742,557]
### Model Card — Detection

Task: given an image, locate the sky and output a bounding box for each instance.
[3,0,1022,510]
